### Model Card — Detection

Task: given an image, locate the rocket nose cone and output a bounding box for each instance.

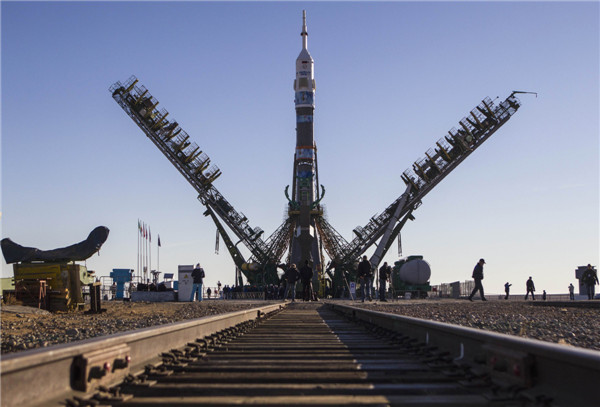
[297,48,312,61]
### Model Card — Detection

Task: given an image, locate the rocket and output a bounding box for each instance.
[289,10,322,271]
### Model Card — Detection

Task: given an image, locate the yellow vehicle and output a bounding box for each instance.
[13,263,95,311]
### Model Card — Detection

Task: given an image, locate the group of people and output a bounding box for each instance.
[189,263,261,301]
[356,256,392,302]
[191,258,598,303]
[189,260,319,302]
[277,260,318,302]
[503,278,545,301]
[469,260,598,301]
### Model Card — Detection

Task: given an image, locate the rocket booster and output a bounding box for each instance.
[290,10,320,266]
[294,11,315,206]
[294,9,316,187]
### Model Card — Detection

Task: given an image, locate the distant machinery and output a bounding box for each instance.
[1,227,108,310]
[110,12,528,293]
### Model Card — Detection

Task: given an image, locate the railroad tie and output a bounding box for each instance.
[113,304,490,406]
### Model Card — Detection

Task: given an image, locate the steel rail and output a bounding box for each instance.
[328,303,600,407]
[0,303,284,407]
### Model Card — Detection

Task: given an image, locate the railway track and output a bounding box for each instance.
[2,302,599,406]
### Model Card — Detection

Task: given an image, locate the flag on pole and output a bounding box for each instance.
[149,227,151,242]
[158,235,161,247]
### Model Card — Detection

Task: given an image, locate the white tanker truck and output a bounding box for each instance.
[392,255,432,298]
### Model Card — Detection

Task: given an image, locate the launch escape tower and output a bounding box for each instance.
[110,11,526,293]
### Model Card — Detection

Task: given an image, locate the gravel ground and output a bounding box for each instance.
[2,299,599,355]
[1,300,276,355]
[351,299,600,351]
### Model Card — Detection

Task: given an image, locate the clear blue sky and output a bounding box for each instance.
[2,1,598,295]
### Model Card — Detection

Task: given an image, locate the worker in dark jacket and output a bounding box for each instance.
[378,262,392,302]
[357,256,373,302]
[525,277,536,300]
[568,283,575,300]
[504,282,512,300]
[300,260,314,301]
[283,264,300,302]
[190,263,205,302]
[468,259,486,301]
[582,264,599,300]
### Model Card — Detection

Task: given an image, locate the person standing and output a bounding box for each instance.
[378,262,392,302]
[357,256,373,302]
[283,264,300,302]
[300,260,314,301]
[582,264,599,300]
[190,263,205,302]
[525,277,536,300]
[568,283,575,300]
[468,259,487,301]
[504,282,512,300]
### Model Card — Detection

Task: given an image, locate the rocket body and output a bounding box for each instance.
[290,11,321,270]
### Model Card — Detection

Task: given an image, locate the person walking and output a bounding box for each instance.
[468,259,487,301]
[190,263,205,302]
[504,282,512,300]
[378,262,392,302]
[525,277,536,300]
[357,256,373,302]
[568,283,575,300]
[300,260,314,301]
[283,264,300,302]
[582,264,599,300]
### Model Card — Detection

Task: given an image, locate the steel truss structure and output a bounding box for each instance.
[110,75,524,288]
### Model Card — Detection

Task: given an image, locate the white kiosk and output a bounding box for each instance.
[178,265,194,302]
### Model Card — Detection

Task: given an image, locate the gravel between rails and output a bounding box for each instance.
[1,300,278,355]
[351,299,600,351]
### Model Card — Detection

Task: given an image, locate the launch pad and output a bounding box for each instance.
[110,11,526,296]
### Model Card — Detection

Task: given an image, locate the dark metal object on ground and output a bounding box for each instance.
[1,226,109,264]
[85,282,106,314]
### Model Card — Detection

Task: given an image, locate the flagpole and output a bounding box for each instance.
[143,223,146,284]
[137,220,139,284]
[145,223,148,284]
[149,227,152,282]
